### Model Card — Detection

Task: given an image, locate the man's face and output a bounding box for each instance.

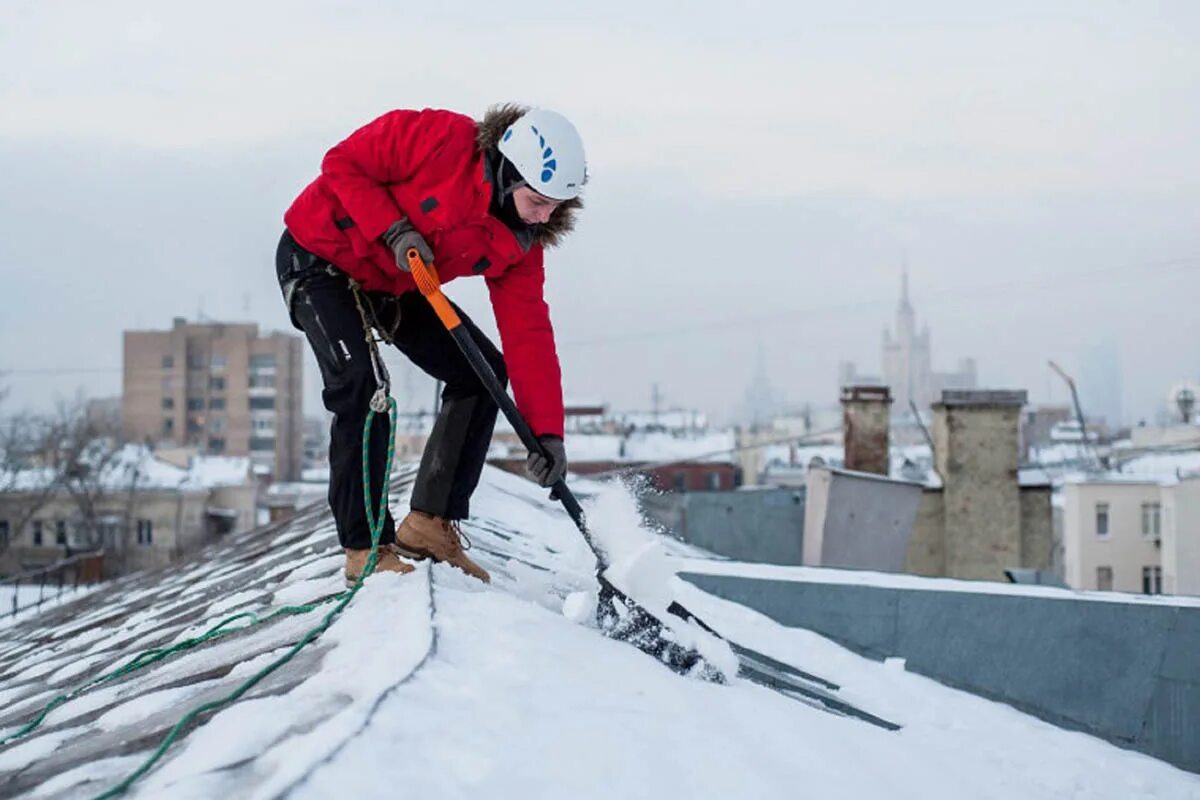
[512,185,563,225]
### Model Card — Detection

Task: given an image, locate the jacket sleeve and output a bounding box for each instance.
[320,109,450,242]
[486,247,565,438]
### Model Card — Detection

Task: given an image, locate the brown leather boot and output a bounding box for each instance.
[344,543,416,586]
[394,511,490,583]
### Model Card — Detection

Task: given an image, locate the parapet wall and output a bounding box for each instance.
[682,571,1200,774]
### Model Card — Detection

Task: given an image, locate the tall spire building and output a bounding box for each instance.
[839,270,978,411]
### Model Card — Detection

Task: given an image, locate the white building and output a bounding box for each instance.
[1062,478,1164,594]
[1062,466,1200,596]
[1162,474,1200,596]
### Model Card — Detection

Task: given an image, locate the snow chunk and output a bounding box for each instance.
[583,478,738,678]
[561,590,597,623]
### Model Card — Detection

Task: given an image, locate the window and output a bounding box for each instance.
[210,355,227,369]
[162,397,174,410]
[249,396,275,410]
[32,520,43,546]
[162,376,174,393]
[673,472,687,491]
[161,355,174,369]
[187,397,205,411]
[1096,566,1113,591]
[209,376,225,391]
[208,416,226,434]
[55,519,67,546]
[136,519,153,545]
[1142,566,1163,595]
[707,472,722,490]
[97,518,120,546]
[249,373,275,389]
[1141,503,1162,539]
[163,417,175,435]
[209,397,226,410]
[250,354,276,369]
[0,520,8,547]
[252,417,275,433]
[249,437,275,452]
[187,353,206,369]
[208,437,226,454]
[1095,503,1110,538]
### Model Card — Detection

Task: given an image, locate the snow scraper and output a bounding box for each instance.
[405,249,723,679]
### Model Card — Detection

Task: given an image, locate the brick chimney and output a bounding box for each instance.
[841,385,892,475]
[932,389,1028,580]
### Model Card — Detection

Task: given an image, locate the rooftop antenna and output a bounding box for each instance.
[1179,387,1196,423]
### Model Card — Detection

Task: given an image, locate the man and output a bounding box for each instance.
[276,104,584,585]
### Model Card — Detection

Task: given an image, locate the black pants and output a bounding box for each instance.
[276,231,507,550]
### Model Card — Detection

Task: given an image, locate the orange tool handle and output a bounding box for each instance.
[406,248,462,330]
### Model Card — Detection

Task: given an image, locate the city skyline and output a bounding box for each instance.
[2,256,1195,430]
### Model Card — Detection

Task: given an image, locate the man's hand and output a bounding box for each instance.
[526,435,567,488]
[382,218,434,272]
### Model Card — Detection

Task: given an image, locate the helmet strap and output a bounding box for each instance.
[495,154,527,199]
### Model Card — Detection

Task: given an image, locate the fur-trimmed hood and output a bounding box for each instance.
[477,103,582,249]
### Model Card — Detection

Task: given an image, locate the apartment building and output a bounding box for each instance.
[1062,479,1167,594]
[123,318,303,480]
[0,446,256,575]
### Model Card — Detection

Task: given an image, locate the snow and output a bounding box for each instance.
[180,454,253,489]
[0,584,100,629]
[562,430,736,464]
[140,567,434,798]
[1,444,251,493]
[301,466,331,482]
[582,478,739,676]
[676,557,1200,609]
[1116,450,1200,480]
[288,560,1197,800]
[0,464,1196,799]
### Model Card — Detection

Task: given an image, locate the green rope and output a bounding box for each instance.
[0,604,330,746]
[0,397,399,799]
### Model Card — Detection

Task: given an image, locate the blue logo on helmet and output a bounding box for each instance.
[530,125,556,184]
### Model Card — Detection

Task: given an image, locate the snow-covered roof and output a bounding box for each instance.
[1113,449,1200,481]
[1027,441,1093,468]
[180,454,254,490]
[561,430,737,465]
[1055,448,1200,487]
[1,445,253,493]
[0,467,1193,798]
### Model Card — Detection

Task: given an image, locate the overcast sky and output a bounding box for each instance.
[2,0,1198,426]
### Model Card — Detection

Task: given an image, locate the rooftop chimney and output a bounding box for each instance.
[841,385,892,475]
[932,389,1028,580]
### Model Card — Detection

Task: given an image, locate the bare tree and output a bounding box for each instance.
[50,396,136,556]
[0,390,140,567]
[0,386,64,556]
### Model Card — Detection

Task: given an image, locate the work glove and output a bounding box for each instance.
[382,218,434,272]
[526,435,567,488]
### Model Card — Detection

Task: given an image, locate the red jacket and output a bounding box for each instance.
[285,108,565,437]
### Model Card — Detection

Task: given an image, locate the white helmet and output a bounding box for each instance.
[497,108,586,201]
